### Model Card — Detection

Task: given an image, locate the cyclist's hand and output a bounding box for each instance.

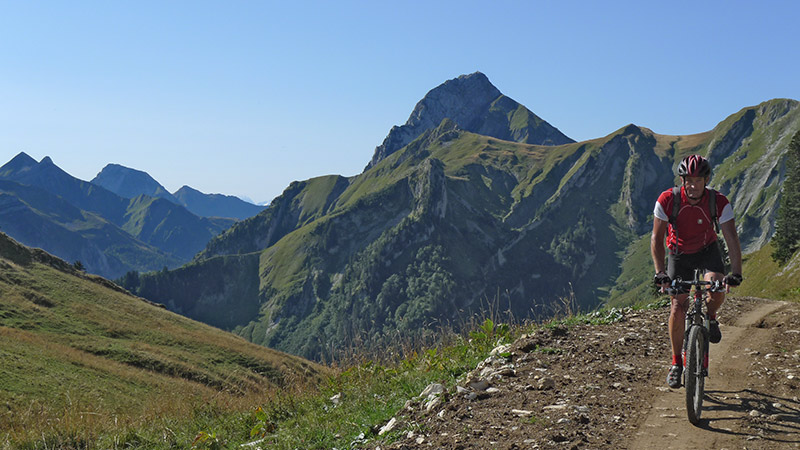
[654,271,671,288]
[724,273,743,287]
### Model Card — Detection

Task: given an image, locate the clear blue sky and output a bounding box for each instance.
[2,1,798,204]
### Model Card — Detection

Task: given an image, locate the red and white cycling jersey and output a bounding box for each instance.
[653,186,735,254]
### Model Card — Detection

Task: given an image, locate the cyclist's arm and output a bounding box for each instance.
[721,219,743,276]
[651,217,669,275]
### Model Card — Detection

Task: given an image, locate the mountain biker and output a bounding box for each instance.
[650,154,744,389]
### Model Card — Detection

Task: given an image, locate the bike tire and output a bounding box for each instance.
[685,325,706,425]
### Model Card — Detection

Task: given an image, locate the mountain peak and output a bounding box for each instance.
[0,152,38,177]
[365,72,573,170]
[92,163,177,203]
[11,151,37,166]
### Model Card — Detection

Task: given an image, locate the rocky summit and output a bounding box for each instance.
[366,72,574,169]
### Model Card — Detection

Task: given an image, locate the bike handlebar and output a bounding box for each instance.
[663,279,727,296]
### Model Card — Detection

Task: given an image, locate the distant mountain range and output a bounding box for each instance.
[0,153,265,278]
[121,71,800,362]
[92,163,266,220]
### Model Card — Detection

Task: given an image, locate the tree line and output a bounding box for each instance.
[772,130,800,265]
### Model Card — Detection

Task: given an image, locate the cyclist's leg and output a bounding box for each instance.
[702,242,727,318]
[667,249,694,363]
[705,271,725,317]
[668,293,690,387]
[669,293,690,357]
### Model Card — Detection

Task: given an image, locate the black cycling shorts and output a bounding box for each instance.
[667,240,726,283]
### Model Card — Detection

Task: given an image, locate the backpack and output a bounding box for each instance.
[668,186,720,251]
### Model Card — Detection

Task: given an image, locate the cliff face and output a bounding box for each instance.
[705,99,800,252]
[366,72,574,169]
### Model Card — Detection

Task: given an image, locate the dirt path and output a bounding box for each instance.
[629,300,800,449]
[379,297,800,450]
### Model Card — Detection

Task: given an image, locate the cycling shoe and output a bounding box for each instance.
[667,364,682,388]
[709,319,722,344]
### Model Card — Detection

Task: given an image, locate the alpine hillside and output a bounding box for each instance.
[123,73,800,362]
[0,231,327,439]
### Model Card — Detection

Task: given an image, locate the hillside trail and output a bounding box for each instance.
[380,296,799,450]
[628,299,800,449]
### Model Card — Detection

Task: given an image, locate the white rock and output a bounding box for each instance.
[486,387,501,394]
[425,396,441,412]
[511,409,533,417]
[330,393,342,406]
[420,383,445,397]
[490,344,512,356]
[750,410,761,417]
[543,404,568,411]
[378,417,397,436]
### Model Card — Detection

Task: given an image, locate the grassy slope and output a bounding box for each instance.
[737,242,800,300]
[0,233,327,445]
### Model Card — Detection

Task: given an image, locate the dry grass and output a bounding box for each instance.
[0,234,329,448]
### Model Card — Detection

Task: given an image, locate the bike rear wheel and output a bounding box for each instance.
[685,325,706,425]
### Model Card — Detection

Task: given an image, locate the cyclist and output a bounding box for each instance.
[651,154,744,388]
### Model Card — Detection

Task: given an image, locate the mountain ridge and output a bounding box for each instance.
[0,154,236,278]
[125,91,800,361]
[92,163,266,220]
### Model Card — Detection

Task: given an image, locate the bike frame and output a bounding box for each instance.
[666,269,725,425]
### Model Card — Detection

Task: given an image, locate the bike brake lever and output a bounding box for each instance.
[710,281,726,293]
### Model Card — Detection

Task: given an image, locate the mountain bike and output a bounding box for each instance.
[666,269,726,425]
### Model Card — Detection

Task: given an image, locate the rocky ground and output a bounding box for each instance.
[373,297,800,449]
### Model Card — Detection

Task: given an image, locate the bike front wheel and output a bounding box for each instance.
[685,325,706,425]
